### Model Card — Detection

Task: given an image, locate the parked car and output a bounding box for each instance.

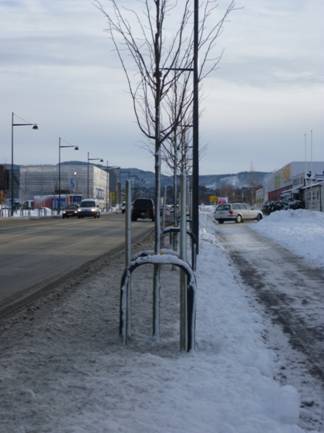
[77,199,101,218]
[214,203,263,224]
[131,198,154,221]
[62,204,79,218]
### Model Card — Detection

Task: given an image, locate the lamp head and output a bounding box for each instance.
[32,124,38,130]
[100,159,104,162]
[74,146,79,151]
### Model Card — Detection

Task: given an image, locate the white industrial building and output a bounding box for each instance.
[260,161,324,200]
[19,162,109,208]
[256,161,324,211]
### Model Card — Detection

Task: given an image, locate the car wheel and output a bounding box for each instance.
[217,219,224,224]
[236,215,243,223]
[256,213,263,221]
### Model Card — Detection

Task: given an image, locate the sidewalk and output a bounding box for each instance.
[0,213,322,433]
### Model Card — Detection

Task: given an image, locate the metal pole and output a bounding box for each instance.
[153,2,162,339]
[310,129,313,210]
[10,112,14,217]
[180,168,188,351]
[304,132,307,185]
[192,0,199,254]
[87,152,90,197]
[162,185,167,234]
[106,160,109,212]
[125,180,132,338]
[310,129,313,180]
[58,137,61,214]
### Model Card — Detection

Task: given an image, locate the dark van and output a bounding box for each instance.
[131,198,154,221]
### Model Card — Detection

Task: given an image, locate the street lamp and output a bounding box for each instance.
[87,152,103,198]
[11,112,38,216]
[58,137,79,214]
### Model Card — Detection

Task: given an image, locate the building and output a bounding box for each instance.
[19,162,109,208]
[0,165,9,204]
[301,179,324,212]
[103,166,121,206]
[0,164,20,206]
[263,161,324,203]
[20,165,57,201]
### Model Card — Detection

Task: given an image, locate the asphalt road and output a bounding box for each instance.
[0,214,153,314]
[214,221,324,383]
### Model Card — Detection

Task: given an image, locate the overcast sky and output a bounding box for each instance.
[0,0,323,175]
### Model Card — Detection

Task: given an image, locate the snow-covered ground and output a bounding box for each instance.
[250,209,324,268]
[0,209,323,432]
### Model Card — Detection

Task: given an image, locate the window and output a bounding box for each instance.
[217,204,230,211]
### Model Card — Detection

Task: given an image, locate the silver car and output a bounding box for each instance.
[214,203,263,224]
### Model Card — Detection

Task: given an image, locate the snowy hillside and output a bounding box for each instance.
[120,168,270,190]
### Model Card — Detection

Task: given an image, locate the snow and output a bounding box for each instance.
[250,209,324,268]
[0,210,323,432]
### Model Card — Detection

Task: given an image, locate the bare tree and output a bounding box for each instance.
[160,0,236,225]
[95,0,197,253]
[95,0,236,345]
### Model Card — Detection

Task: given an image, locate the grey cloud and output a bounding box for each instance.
[215,55,324,87]
[0,34,118,68]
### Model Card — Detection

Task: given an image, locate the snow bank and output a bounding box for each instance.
[251,209,324,268]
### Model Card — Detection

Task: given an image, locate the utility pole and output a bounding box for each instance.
[192,0,199,258]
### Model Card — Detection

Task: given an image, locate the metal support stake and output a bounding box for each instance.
[180,169,188,351]
[152,20,162,340]
[125,180,132,338]
[192,0,199,255]
[58,137,61,214]
[162,185,167,238]
[10,113,14,217]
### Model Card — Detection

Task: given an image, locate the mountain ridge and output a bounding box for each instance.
[120,168,270,190]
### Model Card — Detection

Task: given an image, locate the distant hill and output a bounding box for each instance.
[199,171,269,190]
[120,168,269,190]
[120,168,173,188]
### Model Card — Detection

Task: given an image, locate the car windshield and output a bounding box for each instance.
[133,199,153,209]
[81,201,96,207]
[216,204,230,211]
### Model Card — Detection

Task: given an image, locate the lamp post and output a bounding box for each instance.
[87,152,103,198]
[11,112,38,216]
[58,137,79,214]
[106,160,109,211]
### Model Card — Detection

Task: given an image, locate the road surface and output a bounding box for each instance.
[214,221,324,382]
[0,214,152,314]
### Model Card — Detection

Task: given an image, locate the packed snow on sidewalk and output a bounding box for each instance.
[250,209,324,268]
[0,213,322,433]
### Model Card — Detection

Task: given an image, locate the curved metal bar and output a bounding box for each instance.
[119,254,196,352]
